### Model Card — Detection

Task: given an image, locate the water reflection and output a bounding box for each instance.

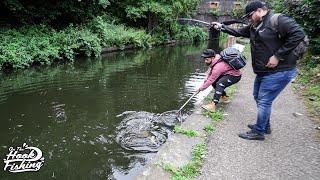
[0,43,208,179]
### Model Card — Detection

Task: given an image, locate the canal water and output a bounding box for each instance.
[0,43,215,179]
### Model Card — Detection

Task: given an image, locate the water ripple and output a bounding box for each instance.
[115,111,181,152]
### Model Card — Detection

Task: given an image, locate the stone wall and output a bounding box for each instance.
[194,0,251,23]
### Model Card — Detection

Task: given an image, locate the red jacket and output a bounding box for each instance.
[199,56,242,91]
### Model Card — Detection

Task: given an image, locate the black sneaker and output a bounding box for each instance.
[247,124,271,134]
[239,130,265,140]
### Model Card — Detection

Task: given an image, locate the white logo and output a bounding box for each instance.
[259,29,265,33]
[3,143,44,173]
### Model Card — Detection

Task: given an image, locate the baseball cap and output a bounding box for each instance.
[242,1,267,18]
[201,49,216,58]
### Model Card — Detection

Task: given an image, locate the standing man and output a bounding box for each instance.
[212,1,306,140]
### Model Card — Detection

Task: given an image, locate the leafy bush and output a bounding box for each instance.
[55,26,102,60]
[1,0,111,26]
[0,18,154,69]
[85,16,153,48]
[109,0,201,38]
[174,25,208,42]
[0,24,104,69]
[0,26,60,68]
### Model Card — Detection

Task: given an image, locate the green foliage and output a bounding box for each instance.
[174,125,199,137]
[0,26,60,68]
[295,54,320,117]
[125,2,172,21]
[208,8,221,16]
[1,0,111,25]
[192,143,206,163]
[58,26,102,59]
[219,33,228,47]
[231,4,245,18]
[163,143,206,180]
[0,25,102,69]
[0,1,207,70]
[226,85,237,97]
[203,124,215,134]
[88,16,153,48]
[173,25,208,42]
[163,163,177,174]
[242,41,251,59]
[0,16,154,69]
[271,0,320,55]
[110,0,201,39]
[121,0,200,21]
[299,52,320,69]
[203,110,224,122]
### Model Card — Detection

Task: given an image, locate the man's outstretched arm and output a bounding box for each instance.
[211,22,251,38]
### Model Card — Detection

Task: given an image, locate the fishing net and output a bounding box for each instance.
[115,110,186,152]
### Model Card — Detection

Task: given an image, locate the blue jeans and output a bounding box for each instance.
[252,68,297,135]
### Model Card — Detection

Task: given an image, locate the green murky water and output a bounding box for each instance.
[0,43,212,179]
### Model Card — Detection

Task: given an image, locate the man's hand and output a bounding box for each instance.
[211,22,222,30]
[265,55,279,68]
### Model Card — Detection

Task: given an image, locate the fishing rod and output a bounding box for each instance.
[178,18,211,26]
[178,18,247,26]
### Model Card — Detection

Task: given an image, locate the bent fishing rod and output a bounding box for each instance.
[178,18,247,26]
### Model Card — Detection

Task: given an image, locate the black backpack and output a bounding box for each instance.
[220,47,247,70]
[270,13,309,58]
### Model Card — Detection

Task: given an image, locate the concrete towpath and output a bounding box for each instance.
[199,59,320,180]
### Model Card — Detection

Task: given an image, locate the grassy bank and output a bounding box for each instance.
[158,41,249,180]
[163,143,207,180]
[162,85,237,179]
[295,54,320,121]
[0,15,207,70]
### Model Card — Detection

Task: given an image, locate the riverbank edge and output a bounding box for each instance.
[135,104,213,180]
[135,87,239,180]
[101,40,193,54]
[135,40,248,180]
[0,39,195,72]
